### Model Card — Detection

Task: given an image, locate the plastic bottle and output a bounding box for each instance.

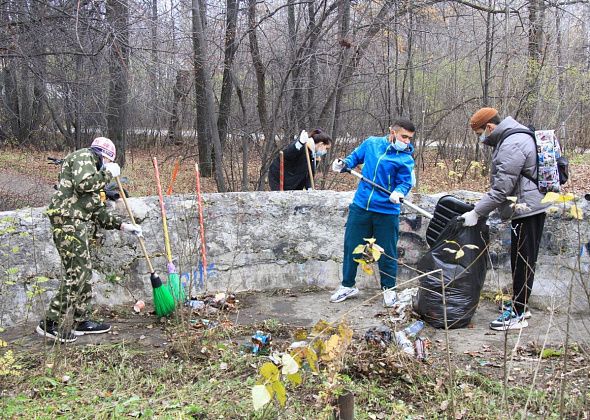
[395,331,415,356]
[403,320,424,337]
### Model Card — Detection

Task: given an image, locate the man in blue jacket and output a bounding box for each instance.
[330,119,416,307]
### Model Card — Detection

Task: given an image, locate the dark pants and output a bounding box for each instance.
[342,204,399,289]
[511,212,546,315]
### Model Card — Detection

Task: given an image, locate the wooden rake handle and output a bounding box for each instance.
[115,176,155,273]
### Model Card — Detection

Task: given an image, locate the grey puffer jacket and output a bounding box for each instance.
[474,116,550,221]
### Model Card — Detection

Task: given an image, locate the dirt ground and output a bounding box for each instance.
[5,286,589,363]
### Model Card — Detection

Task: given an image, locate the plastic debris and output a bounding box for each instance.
[288,341,308,349]
[251,331,272,355]
[389,287,418,323]
[364,325,393,348]
[133,300,145,313]
[187,299,205,310]
[395,331,415,356]
[404,320,424,337]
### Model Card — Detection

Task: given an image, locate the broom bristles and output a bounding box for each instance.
[167,272,186,303]
[151,273,176,317]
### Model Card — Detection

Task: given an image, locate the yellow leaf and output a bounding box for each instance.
[252,384,271,410]
[272,380,287,407]
[463,244,479,250]
[311,320,333,336]
[541,192,561,203]
[363,237,376,244]
[352,244,366,254]
[359,261,374,275]
[260,362,279,382]
[506,196,517,203]
[557,193,575,203]
[570,205,583,220]
[306,347,319,373]
[322,334,341,361]
[337,323,353,343]
[455,249,465,259]
[371,247,382,262]
[294,328,308,341]
[442,247,457,254]
[281,354,299,375]
[286,371,302,386]
[0,339,7,347]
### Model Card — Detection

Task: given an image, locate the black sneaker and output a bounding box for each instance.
[36,320,78,343]
[73,320,112,336]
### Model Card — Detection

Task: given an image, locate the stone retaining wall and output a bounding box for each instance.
[1,190,588,326]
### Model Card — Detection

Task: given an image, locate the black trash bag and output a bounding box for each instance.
[415,217,489,329]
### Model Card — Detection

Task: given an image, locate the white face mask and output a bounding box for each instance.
[479,126,489,142]
[393,139,407,151]
[315,149,327,158]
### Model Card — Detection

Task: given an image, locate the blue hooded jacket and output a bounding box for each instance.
[343,135,415,215]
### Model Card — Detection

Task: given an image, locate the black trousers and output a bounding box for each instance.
[511,212,546,315]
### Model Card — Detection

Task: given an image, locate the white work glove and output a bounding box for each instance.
[331,158,345,173]
[120,222,143,237]
[461,209,479,227]
[104,162,121,178]
[389,191,403,204]
[297,130,315,151]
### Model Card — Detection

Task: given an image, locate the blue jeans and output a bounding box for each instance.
[342,203,399,289]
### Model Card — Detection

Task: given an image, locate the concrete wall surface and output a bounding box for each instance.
[1,190,588,326]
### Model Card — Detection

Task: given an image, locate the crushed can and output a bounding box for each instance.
[251,330,272,355]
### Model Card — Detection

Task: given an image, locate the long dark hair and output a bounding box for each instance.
[309,128,332,145]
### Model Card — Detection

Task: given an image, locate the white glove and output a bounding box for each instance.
[120,222,143,237]
[104,162,121,178]
[331,158,345,173]
[389,191,403,204]
[461,209,479,227]
[298,130,315,151]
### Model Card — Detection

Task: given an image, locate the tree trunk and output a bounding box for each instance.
[167,70,191,145]
[191,0,226,191]
[192,0,213,177]
[217,0,239,150]
[307,0,318,127]
[106,0,130,167]
[329,0,350,140]
[518,0,545,126]
[247,0,273,190]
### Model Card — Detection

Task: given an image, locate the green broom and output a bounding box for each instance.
[116,177,175,317]
[153,157,186,303]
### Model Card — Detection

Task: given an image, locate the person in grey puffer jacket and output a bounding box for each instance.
[461,107,549,332]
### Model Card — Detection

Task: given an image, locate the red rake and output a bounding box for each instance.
[195,164,208,291]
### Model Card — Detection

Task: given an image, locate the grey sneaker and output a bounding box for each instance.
[383,289,398,308]
[330,286,359,303]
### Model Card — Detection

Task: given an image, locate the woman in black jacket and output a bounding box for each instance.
[268,129,332,191]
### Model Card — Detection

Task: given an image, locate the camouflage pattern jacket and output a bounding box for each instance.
[47,148,122,229]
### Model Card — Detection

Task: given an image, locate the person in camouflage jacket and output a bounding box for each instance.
[37,137,142,343]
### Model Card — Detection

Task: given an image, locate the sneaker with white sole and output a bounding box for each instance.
[383,289,398,308]
[330,286,359,303]
[73,320,112,336]
[499,301,532,319]
[36,320,77,343]
[490,309,528,331]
